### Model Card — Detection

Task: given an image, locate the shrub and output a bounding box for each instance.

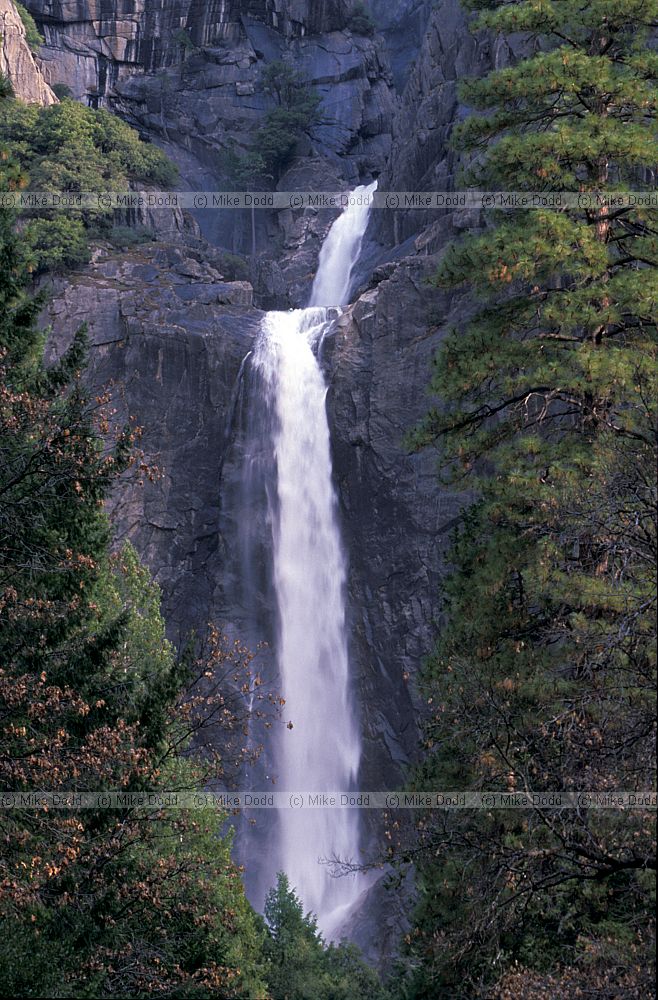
[52,82,73,99]
[347,1,376,37]
[108,224,155,249]
[23,216,90,272]
[173,27,196,53]
[0,72,14,99]
[15,2,44,52]
[219,251,250,281]
[0,96,178,272]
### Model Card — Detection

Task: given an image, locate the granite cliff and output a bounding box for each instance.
[26,0,395,269]
[1,0,56,103]
[21,0,495,961]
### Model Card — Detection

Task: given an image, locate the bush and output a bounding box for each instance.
[52,82,73,99]
[173,27,196,53]
[23,216,90,272]
[0,73,13,99]
[108,224,155,249]
[93,108,179,187]
[0,96,178,272]
[347,2,376,37]
[219,251,250,281]
[15,2,44,52]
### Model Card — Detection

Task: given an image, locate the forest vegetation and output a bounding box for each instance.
[393,0,657,995]
[0,0,656,995]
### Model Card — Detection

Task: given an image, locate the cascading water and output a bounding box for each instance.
[309,184,377,308]
[247,181,377,937]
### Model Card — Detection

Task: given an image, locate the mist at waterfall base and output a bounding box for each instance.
[232,182,377,940]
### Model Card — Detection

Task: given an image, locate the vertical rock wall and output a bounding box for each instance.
[12,0,509,962]
[1,0,56,103]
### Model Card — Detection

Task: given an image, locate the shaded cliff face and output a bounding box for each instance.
[370,0,488,252]
[24,0,496,960]
[369,0,434,90]
[29,0,352,96]
[371,0,531,253]
[27,0,395,274]
[1,0,56,103]
[43,236,262,641]
[328,261,463,786]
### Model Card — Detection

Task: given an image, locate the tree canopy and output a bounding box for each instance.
[395,0,657,995]
[0,97,177,272]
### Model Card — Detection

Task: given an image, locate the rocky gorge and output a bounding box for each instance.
[9,0,498,960]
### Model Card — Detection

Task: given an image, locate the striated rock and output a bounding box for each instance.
[27,1,395,266]
[326,257,470,795]
[42,238,261,639]
[116,188,202,245]
[269,0,351,37]
[28,0,353,103]
[371,0,489,251]
[0,0,56,103]
[28,0,244,98]
[372,0,534,252]
[369,0,435,90]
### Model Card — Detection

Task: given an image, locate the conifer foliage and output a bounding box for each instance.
[400,0,657,995]
[0,73,390,1000]
[0,93,269,998]
[262,873,390,1000]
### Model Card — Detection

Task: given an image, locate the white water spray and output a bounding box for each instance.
[309,183,377,308]
[251,181,377,936]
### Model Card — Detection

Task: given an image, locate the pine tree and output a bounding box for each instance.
[400,1,657,995]
[222,60,322,259]
[233,61,322,184]
[1,98,269,997]
[262,873,389,1000]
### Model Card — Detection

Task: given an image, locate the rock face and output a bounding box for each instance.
[372,0,532,252]
[0,0,56,103]
[369,0,435,90]
[328,260,465,792]
[43,237,262,640]
[371,0,486,252]
[28,0,353,101]
[13,0,500,964]
[27,0,394,260]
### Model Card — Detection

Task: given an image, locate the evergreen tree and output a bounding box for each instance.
[0,96,177,272]
[0,97,269,997]
[223,61,322,259]
[0,73,14,100]
[398,0,657,995]
[262,873,389,1000]
[264,872,326,999]
[347,2,376,37]
[229,61,322,186]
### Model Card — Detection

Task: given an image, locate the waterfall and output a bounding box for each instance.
[248,181,377,937]
[309,184,378,307]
